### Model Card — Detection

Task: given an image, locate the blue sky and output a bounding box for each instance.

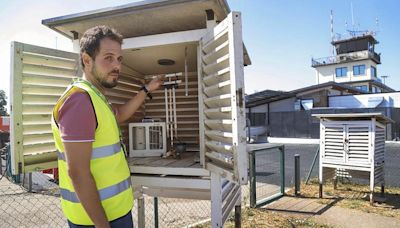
[229,0,400,93]
[1,0,399,107]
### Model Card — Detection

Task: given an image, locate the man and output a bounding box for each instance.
[51,25,163,227]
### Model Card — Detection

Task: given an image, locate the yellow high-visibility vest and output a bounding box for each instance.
[51,79,133,225]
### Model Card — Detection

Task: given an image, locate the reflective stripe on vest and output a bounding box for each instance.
[60,177,131,203]
[57,142,121,161]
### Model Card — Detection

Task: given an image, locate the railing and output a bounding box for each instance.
[312,50,381,67]
[248,144,285,208]
[369,51,381,63]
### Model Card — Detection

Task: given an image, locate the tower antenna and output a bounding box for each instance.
[330,10,335,55]
[375,17,380,35]
[351,2,355,31]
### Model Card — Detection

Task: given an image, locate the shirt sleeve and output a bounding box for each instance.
[57,91,96,142]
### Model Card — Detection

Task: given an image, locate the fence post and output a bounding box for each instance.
[0,147,3,174]
[280,146,285,195]
[294,154,300,196]
[154,197,159,228]
[305,147,319,184]
[235,196,241,228]
[249,150,256,208]
[137,197,145,228]
[28,173,33,192]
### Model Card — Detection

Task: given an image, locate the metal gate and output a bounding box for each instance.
[248,144,285,208]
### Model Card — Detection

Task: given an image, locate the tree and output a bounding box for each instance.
[0,90,8,116]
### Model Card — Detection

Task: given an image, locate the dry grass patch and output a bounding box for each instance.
[194,207,332,228]
[287,179,400,219]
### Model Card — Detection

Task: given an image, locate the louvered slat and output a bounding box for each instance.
[347,125,369,164]
[323,125,345,161]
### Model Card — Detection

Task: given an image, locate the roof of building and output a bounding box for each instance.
[246,81,367,108]
[312,112,394,124]
[245,89,287,104]
[41,0,251,66]
[331,33,378,45]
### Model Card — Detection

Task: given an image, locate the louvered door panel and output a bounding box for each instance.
[200,12,247,184]
[346,124,370,165]
[10,42,81,174]
[202,25,234,171]
[322,124,345,163]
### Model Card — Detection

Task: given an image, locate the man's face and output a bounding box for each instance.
[91,38,123,88]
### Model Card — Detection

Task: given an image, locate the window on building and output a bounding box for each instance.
[376,88,381,93]
[335,67,347,77]
[301,99,314,110]
[353,64,366,76]
[295,99,314,110]
[371,66,377,77]
[362,85,368,91]
[355,85,368,92]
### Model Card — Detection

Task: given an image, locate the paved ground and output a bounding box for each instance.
[265,196,400,228]
[314,206,400,228]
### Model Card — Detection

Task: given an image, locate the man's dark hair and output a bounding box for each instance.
[79,25,123,69]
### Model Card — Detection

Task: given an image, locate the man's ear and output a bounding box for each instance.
[82,52,93,69]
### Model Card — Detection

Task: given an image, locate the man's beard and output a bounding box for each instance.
[91,65,119,88]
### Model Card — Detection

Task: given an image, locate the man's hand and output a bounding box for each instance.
[147,75,164,92]
[115,75,164,123]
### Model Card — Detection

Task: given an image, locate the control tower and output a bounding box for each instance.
[312,33,394,93]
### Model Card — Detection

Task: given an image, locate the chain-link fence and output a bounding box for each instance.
[282,143,400,188]
[0,144,66,228]
[2,142,399,227]
[0,151,214,227]
[0,175,65,227]
[247,142,400,207]
[137,197,211,227]
[0,143,253,228]
[0,143,323,227]
[0,173,217,227]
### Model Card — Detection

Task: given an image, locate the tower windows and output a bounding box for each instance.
[371,66,377,77]
[335,67,347,77]
[353,64,366,76]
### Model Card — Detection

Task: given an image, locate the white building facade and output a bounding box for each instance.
[329,92,400,108]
